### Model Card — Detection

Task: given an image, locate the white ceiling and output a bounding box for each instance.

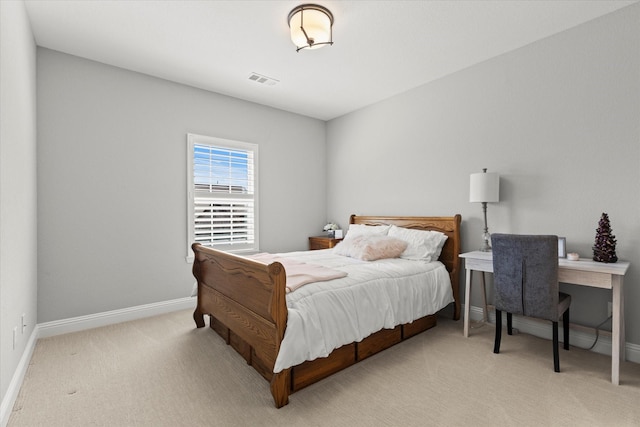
[24,0,637,121]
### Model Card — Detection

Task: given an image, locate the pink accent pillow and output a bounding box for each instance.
[333,235,408,261]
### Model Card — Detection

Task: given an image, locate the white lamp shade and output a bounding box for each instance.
[289,7,332,50]
[469,172,500,203]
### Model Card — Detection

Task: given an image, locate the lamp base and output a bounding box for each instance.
[480,232,492,252]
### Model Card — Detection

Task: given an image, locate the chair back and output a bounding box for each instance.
[492,234,560,321]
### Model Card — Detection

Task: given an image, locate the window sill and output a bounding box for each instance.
[185,248,259,264]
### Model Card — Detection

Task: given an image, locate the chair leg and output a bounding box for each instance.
[563,308,570,350]
[553,321,560,372]
[494,309,502,354]
[507,312,513,335]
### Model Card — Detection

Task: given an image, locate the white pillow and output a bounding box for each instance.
[333,235,408,261]
[344,224,391,240]
[388,225,448,262]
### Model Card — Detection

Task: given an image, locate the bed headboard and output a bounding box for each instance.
[350,214,462,320]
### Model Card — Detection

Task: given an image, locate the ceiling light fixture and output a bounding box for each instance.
[287,4,334,52]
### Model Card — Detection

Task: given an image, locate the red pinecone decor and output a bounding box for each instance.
[592,213,618,263]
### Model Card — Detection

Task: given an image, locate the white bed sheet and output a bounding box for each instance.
[272,249,454,373]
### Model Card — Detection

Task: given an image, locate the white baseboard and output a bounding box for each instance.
[0,327,38,427]
[465,304,640,364]
[38,297,197,338]
[1,297,197,427]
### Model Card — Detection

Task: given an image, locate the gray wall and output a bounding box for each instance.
[327,6,640,343]
[0,0,38,403]
[37,49,327,323]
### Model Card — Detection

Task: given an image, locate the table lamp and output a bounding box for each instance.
[469,168,500,251]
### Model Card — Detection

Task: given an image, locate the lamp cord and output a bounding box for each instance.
[570,315,612,351]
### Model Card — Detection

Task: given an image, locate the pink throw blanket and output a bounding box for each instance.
[250,253,347,293]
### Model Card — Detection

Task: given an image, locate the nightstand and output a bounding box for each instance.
[308,236,343,250]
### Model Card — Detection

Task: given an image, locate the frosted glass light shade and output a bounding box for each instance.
[288,4,333,51]
[470,171,500,203]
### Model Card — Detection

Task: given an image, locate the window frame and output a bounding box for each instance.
[186,133,259,262]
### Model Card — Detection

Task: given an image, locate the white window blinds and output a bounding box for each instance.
[187,134,258,260]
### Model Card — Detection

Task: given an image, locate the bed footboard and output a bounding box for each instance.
[191,243,290,407]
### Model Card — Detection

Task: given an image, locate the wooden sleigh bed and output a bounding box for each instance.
[192,214,462,407]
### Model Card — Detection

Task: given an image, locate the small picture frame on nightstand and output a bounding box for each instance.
[558,237,566,258]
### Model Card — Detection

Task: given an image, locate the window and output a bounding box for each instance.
[187,134,258,260]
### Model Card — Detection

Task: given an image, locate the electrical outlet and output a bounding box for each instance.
[607,302,613,317]
[21,313,26,334]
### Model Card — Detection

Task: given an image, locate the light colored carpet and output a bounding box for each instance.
[8,309,640,426]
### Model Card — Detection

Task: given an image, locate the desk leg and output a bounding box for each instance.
[464,268,472,337]
[612,276,624,385]
[621,278,626,362]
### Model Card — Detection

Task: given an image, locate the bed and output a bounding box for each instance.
[192,214,461,407]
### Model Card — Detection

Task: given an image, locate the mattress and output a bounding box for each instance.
[272,249,454,373]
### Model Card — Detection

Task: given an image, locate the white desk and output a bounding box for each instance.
[460,250,630,385]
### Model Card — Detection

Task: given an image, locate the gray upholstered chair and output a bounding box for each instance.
[491,234,571,372]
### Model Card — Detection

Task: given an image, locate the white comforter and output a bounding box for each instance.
[272,249,454,373]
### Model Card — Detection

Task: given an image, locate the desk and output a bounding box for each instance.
[460,250,630,385]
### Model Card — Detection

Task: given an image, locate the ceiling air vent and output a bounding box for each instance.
[248,72,279,86]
